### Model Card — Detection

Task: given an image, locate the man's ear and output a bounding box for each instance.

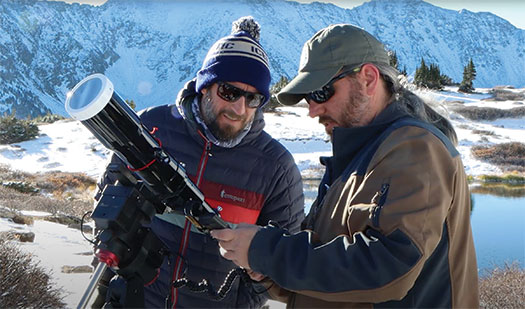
[359,63,381,96]
[201,87,208,96]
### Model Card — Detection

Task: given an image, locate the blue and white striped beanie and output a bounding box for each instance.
[195,16,271,105]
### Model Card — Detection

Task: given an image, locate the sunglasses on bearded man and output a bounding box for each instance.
[216,82,265,108]
[306,66,362,104]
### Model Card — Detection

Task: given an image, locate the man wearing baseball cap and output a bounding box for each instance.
[212,24,479,308]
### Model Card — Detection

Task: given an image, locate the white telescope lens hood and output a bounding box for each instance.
[65,73,114,121]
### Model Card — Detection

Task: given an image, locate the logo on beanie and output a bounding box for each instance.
[206,37,269,70]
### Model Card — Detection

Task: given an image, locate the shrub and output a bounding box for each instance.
[472,129,495,136]
[35,171,96,198]
[1,181,40,194]
[488,89,525,101]
[0,112,39,144]
[452,106,525,121]
[0,238,65,308]
[0,167,95,217]
[0,183,93,220]
[479,262,524,308]
[32,113,65,124]
[471,142,525,172]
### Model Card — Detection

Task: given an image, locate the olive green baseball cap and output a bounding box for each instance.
[277,24,390,105]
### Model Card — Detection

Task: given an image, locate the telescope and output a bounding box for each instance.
[65,73,231,308]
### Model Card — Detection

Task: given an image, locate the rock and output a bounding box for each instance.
[44,214,81,226]
[12,215,34,225]
[61,265,93,274]
[68,222,93,233]
[17,231,35,242]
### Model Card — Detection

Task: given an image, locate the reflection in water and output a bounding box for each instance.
[470,183,525,198]
[302,179,525,271]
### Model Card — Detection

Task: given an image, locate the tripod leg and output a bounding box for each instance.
[77,263,108,309]
[91,266,116,308]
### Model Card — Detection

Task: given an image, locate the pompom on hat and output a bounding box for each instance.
[195,16,271,105]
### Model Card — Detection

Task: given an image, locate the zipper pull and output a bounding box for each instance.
[371,183,390,205]
[206,142,212,157]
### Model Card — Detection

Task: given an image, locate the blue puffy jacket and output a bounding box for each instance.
[97,80,304,308]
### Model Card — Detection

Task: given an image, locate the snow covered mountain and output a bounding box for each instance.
[1,0,524,118]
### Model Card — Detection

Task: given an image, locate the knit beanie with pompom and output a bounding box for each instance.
[195,16,271,105]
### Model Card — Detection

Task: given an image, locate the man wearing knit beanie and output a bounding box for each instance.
[193,17,272,147]
[93,16,304,309]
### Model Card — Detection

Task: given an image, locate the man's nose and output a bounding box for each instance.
[308,101,324,118]
[230,97,247,115]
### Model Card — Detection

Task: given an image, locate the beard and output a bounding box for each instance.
[320,78,369,139]
[200,91,254,141]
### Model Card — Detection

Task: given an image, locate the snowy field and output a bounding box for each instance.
[0,86,524,307]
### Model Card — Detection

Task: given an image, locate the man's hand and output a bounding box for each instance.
[210,223,260,270]
[245,269,265,282]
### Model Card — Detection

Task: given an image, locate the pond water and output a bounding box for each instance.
[302,180,525,272]
[470,191,525,272]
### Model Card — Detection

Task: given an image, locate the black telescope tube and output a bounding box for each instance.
[65,74,229,230]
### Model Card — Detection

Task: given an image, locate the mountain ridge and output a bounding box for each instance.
[1,0,524,118]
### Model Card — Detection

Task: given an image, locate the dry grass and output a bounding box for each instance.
[0,165,96,218]
[34,171,97,201]
[471,142,525,173]
[480,263,524,308]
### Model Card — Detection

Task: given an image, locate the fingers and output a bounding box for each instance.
[245,269,265,281]
[211,224,261,269]
[210,228,234,241]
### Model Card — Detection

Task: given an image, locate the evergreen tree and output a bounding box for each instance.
[388,50,407,76]
[459,58,476,93]
[414,58,429,87]
[414,58,446,90]
[428,63,443,90]
[388,50,399,71]
[264,75,289,112]
[401,65,408,76]
[125,99,136,110]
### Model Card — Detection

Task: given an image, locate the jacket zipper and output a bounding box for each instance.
[170,131,212,309]
[371,183,390,228]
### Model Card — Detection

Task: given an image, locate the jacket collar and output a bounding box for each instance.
[322,101,408,181]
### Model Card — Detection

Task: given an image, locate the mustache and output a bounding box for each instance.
[318,116,334,125]
[221,110,245,121]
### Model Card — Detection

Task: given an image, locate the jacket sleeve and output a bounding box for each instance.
[248,128,459,303]
[255,149,305,233]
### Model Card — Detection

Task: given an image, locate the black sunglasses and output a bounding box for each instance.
[216,82,265,108]
[306,66,361,104]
